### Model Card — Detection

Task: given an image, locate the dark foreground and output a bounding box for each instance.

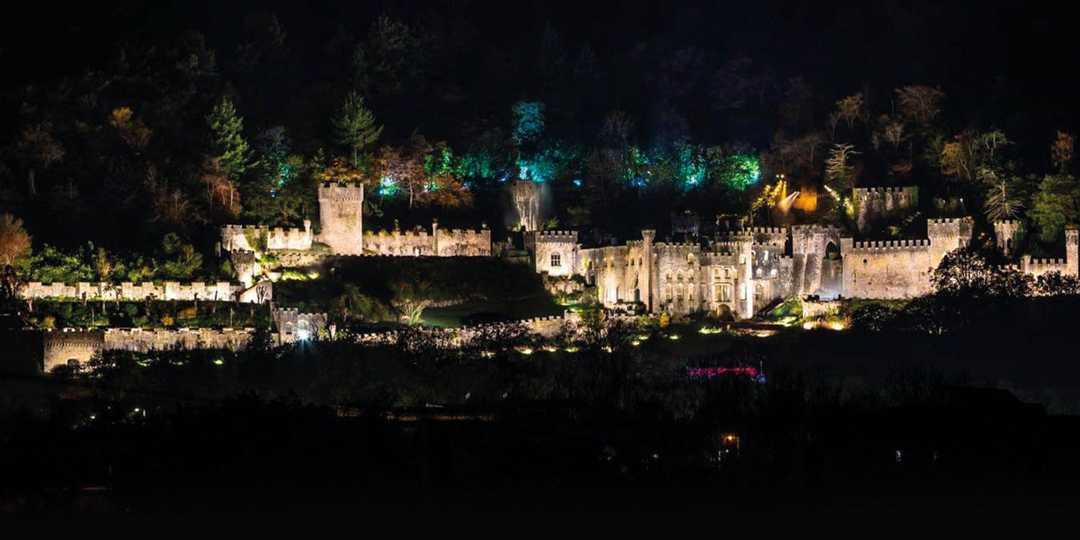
[3,388,1080,515]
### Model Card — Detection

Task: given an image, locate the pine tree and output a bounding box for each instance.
[207,96,252,180]
[333,91,383,168]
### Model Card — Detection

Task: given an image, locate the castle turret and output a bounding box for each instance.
[1067,228,1079,277]
[641,229,655,313]
[317,182,364,255]
[927,217,974,270]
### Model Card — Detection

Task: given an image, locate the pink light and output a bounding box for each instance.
[687,366,759,379]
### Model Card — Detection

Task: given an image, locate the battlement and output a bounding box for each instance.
[853,186,918,196]
[994,219,1022,227]
[748,226,786,235]
[849,239,931,251]
[318,182,365,201]
[535,230,578,242]
[19,281,261,303]
[1030,257,1067,266]
[655,242,701,250]
[927,217,970,225]
[790,224,843,233]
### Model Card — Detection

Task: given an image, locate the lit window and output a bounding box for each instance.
[551,253,561,267]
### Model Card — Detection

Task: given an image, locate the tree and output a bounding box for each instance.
[895,85,945,125]
[201,158,242,218]
[931,247,1031,299]
[108,107,153,151]
[835,93,866,129]
[940,130,1010,183]
[0,213,32,267]
[390,278,433,325]
[16,123,65,197]
[1051,131,1074,173]
[332,91,383,168]
[1029,173,1080,242]
[1034,271,1080,296]
[983,171,1025,222]
[511,101,545,149]
[158,233,204,280]
[207,96,252,180]
[363,15,423,97]
[825,143,858,192]
[509,179,541,231]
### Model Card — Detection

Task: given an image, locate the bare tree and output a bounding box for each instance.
[510,179,541,231]
[895,85,945,125]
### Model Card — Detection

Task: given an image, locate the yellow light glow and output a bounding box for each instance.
[517,347,533,355]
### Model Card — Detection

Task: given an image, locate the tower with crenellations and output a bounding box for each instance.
[317,182,364,255]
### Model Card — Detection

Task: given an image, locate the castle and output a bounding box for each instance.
[531,187,1079,319]
[220,182,491,275]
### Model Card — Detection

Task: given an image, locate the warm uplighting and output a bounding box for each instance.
[517,347,534,355]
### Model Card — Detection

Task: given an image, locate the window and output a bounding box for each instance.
[551,253,561,267]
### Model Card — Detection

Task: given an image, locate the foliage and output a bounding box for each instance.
[1029,173,1080,242]
[511,101,545,148]
[332,91,383,167]
[0,214,32,267]
[26,300,271,329]
[931,247,1031,299]
[1034,271,1080,296]
[207,95,252,180]
[1051,131,1074,173]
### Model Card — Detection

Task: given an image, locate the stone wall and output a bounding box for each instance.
[852,186,919,232]
[272,308,330,343]
[841,239,935,298]
[1020,256,1071,278]
[363,222,491,256]
[41,327,256,371]
[20,280,268,303]
[221,221,313,252]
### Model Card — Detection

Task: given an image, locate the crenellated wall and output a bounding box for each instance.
[841,238,935,298]
[20,280,269,303]
[41,327,257,372]
[221,221,313,252]
[363,221,492,257]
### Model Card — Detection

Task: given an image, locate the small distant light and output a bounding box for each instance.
[213,358,225,366]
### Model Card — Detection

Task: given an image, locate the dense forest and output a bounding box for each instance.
[3,0,1080,278]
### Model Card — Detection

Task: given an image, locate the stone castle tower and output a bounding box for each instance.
[640,229,655,313]
[317,182,364,255]
[927,217,974,269]
[1067,228,1079,276]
